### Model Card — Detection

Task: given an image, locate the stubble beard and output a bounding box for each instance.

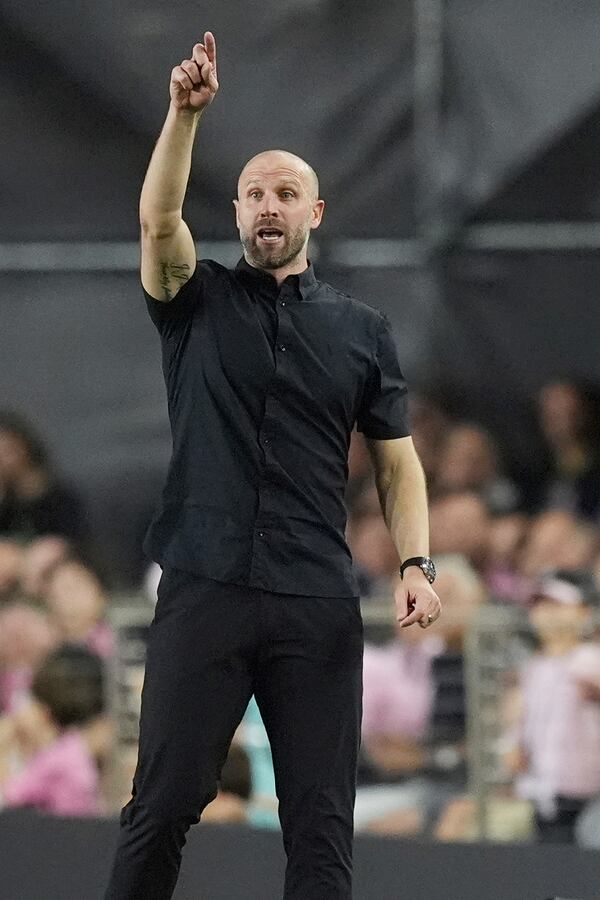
[240,221,310,271]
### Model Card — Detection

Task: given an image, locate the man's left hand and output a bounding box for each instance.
[394,569,442,628]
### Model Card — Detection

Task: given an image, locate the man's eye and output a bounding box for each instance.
[250,191,262,199]
[281,191,294,199]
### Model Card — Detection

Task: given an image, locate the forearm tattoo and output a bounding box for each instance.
[159,263,191,301]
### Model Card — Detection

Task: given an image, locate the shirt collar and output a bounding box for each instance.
[235,256,318,300]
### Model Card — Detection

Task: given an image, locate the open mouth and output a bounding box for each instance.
[257,227,284,244]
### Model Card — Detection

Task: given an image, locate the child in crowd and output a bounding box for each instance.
[0,643,110,816]
[505,569,600,842]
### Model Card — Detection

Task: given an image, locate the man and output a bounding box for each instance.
[104,32,442,900]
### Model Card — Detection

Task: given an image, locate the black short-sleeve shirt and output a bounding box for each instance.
[143,257,410,597]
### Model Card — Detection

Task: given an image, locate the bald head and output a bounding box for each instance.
[234,149,325,275]
[238,149,320,201]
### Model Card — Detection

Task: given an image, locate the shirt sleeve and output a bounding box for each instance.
[143,260,203,336]
[356,313,411,439]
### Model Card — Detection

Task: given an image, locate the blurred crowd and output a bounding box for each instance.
[1,377,600,845]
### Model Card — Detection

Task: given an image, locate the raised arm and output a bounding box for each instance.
[139,32,219,302]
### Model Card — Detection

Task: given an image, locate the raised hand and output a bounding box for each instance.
[170,31,218,112]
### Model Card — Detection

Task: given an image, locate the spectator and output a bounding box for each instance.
[346,507,399,599]
[426,556,486,783]
[0,602,59,714]
[357,555,485,835]
[43,559,115,659]
[504,569,600,842]
[361,609,439,780]
[484,512,531,604]
[517,510,598,581]
[537,380,600,520]
[408,391,451,490]
[0,643,111,816]
[429,492,491,573]
[0,412,85,543]
[19,536,72,600]
[435,423,521,514]
[0,535,72,605]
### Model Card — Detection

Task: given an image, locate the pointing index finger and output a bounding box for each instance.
[204,31,217,72]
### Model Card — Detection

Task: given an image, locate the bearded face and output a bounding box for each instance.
[234,151,324,274]
[239,216,311,270]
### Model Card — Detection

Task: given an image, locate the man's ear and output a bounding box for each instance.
[310,199,325,230]
[233,198,240,228]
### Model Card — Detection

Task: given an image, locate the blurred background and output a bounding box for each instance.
[2,0,600,897]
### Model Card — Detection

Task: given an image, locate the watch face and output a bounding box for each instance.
[422,559,436,583]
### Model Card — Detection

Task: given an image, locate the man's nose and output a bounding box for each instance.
[259,193,279,217]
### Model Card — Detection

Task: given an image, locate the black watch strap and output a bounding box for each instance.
[400,556,436,583]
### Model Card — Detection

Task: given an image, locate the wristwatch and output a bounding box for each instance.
[400,556,436,584]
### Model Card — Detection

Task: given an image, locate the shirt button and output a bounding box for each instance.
[263,438,270,444]
[280,300,286,307]
[258,531,265,537]
[279,344,286,351]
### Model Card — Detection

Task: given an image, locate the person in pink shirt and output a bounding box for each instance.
[0,643,109,817]
[361,625,440,769]
[361,554,484,781]
[506,569,600,842]
[357,555,483,836]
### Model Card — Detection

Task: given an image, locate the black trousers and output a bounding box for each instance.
[103,567,364,900]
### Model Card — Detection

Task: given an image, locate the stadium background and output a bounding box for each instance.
[1,1,600,897]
